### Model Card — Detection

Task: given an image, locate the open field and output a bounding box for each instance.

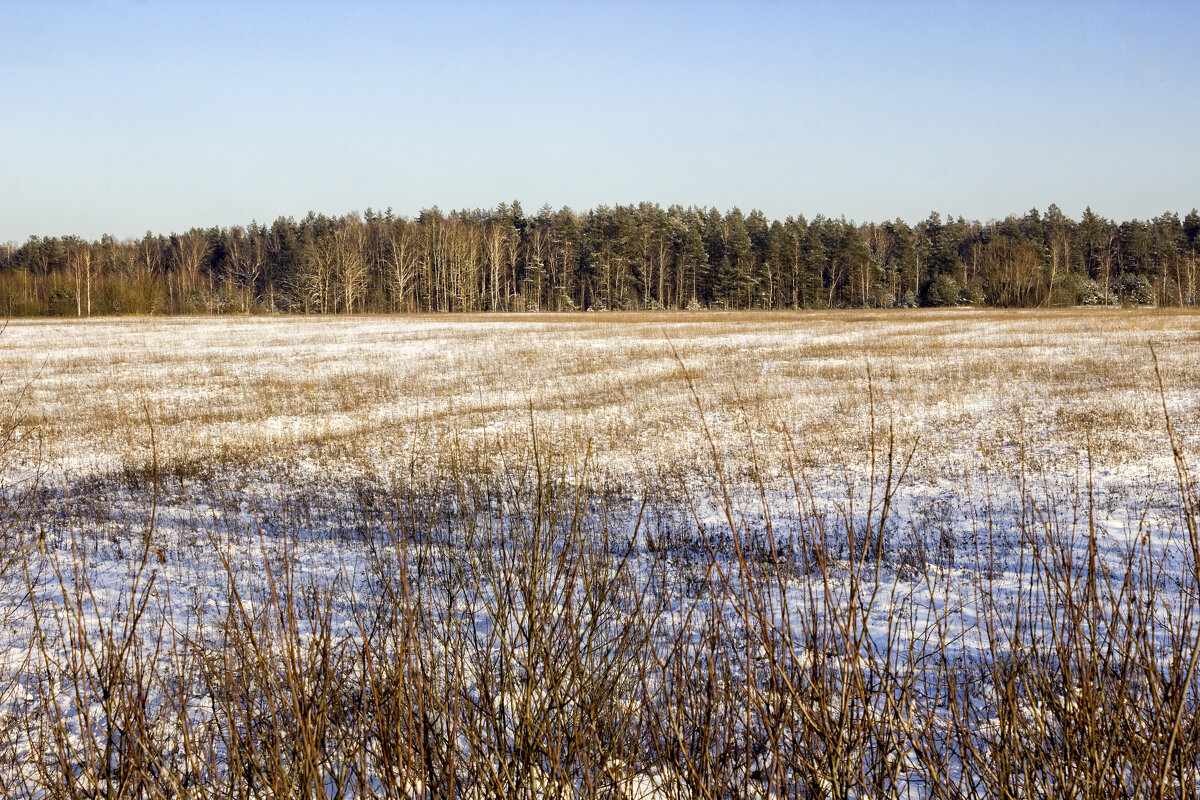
[4,308,1199,482]
[1,309,1199,797]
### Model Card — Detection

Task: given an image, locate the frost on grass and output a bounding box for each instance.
[0,309,1198,797]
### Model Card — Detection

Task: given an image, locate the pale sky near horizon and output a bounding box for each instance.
[1,0,1197,242]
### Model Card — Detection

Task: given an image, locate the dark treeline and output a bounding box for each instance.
[2,202,1198,315]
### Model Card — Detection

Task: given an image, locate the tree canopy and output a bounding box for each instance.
[1,204,1196,315]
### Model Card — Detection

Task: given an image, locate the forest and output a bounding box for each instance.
[1,202,1197,316]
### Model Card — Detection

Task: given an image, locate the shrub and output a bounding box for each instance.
[47,284,76,316]
[1065,272,1105,305]
[925,273,962,306]
[1116,272,1155,305]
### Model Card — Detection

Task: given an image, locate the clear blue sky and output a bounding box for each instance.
[2,0,1197,241]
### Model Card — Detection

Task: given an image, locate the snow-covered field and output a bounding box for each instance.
[0,309,1198,797]
[3,309,1197,484]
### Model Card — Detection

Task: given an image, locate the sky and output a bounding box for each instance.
[1,0,1197,241]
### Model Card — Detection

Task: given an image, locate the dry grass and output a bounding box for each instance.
[3,309,1197,489]
[0,309,1199,797]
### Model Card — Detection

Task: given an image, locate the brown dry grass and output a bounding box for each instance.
[1,310,1200,796]
[1,309,1196,491]
[1,335,1197,797]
